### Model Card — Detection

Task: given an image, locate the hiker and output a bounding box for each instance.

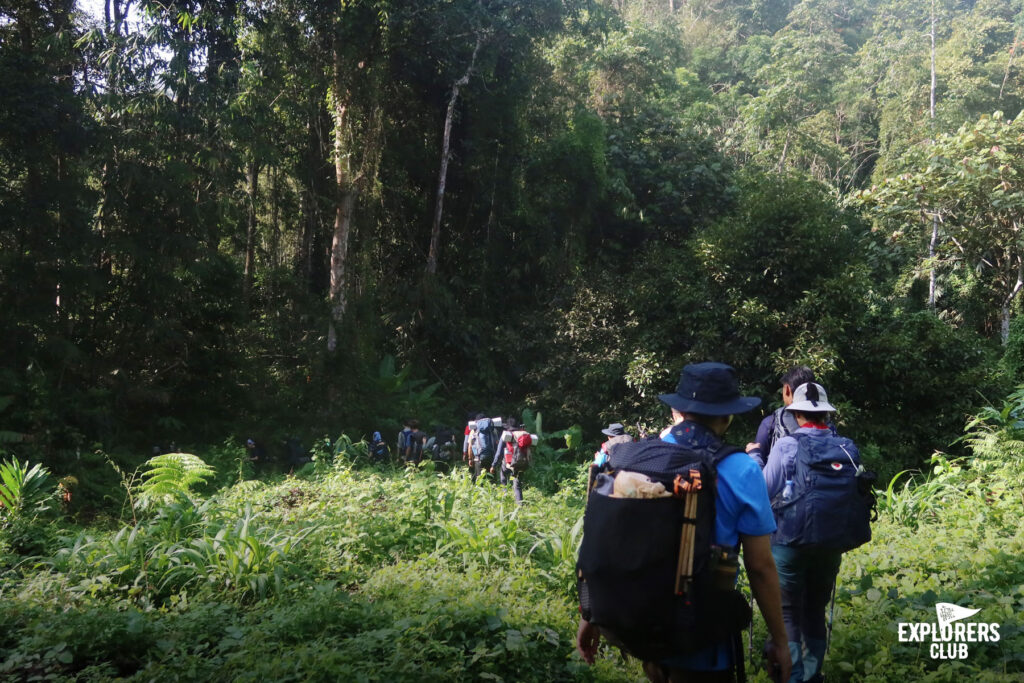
[463,416,477,470]
[469,413,500,483]
[489,417,533,505]
[285,436,311,471]
[403,420,425,464]
[370,431,391,463]
[763,382,873,683]
[593,422,633,467]
[745,366,816,468]
[576,362,791,683]
[425,425,457,473]
[397,419,414,460]
[427,425,457,462]
[246,438,268,464]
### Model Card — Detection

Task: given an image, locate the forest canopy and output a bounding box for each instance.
[2,0,1024,479]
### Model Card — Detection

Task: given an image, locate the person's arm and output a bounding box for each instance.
[746,414,775,468]
[740,533,792,683]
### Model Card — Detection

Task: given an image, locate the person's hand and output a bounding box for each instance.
[746,442,760,453]
[764,639,792,683]
[488,467,494,474]
[575,618,600,664]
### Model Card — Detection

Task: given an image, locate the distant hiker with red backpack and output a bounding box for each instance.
[763,382,875,683]
[576,362,791,683]
[745,366,817,469]
[462,416,476,471]
[489,417,534,505]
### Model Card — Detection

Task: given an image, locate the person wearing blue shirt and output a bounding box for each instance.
[577,362,791,683]
[763,382,844,683]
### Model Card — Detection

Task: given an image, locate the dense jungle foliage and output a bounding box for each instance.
[6,0,1024,479]
[4,0,1024,678]
[1,396,1023,680]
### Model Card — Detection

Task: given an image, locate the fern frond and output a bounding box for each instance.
[136,453,215,510]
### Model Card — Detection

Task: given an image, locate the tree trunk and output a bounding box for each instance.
[327,39,354,352]
[243,161,259,299]
[270,166,280,270]
[929,215,938,307]
[327,190,356,352]
[426,35,483,276]
[1002,254,1024,345]
[928,1,938,309]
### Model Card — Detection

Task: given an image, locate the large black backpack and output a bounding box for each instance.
[577,438,752,662]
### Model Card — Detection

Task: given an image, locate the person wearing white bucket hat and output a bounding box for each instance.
[763,381,872,683]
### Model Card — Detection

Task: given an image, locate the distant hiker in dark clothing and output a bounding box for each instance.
[402,420,425,464]
[397,420,414,460]
[577,362,791,683]
[286,436,311,471]
[246,438,267,463]
[746,366,816,468]
[593,422,633,467]
[763,382,873,683]
[370,431,391,462]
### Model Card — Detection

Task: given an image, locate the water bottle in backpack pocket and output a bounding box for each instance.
[771,433,876,551]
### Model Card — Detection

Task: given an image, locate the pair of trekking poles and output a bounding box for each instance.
[747,578,837,678]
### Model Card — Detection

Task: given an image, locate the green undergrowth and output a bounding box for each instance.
[3,417,1024,680]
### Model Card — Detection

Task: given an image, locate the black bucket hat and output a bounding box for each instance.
[658,362,761,416]
[601,423,626,437]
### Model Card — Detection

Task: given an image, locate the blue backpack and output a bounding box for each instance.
[771,433,876,551]
[474,418,496,457]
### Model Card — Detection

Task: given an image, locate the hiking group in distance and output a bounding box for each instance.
[387,414,538,505]
[576,362,876,683]
[241,361,876,683]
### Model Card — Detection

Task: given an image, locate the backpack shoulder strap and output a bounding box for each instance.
[710,443,744,466]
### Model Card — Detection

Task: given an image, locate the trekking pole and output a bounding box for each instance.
[826,577,838,653]
[748,590,754,658]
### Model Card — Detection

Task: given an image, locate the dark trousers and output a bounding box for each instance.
[643,661,735,682]
[499,464,523,504]
[772,546,841,683]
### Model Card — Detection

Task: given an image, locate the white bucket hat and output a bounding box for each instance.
[785,382,836,413]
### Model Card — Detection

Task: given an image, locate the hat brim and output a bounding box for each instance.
[601,429,624,437]
[786,400,836,413]
[658,393,761,416]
